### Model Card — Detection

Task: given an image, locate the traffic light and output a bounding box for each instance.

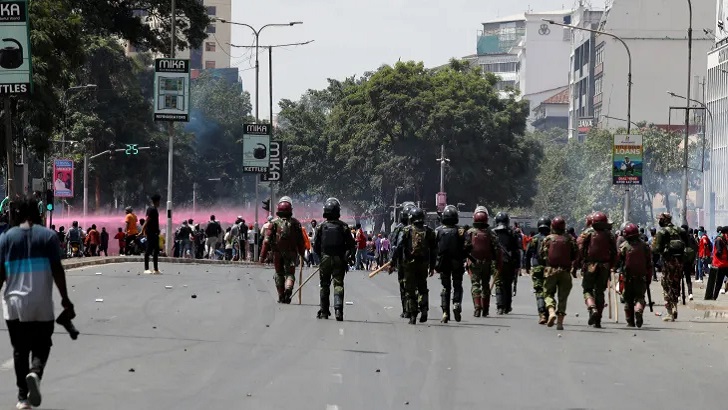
[262,199,270,212]
[45,189,54,212]
[125,144,139,155]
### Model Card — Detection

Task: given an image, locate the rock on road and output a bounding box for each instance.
[0,263,726,410]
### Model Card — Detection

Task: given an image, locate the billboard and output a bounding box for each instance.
[153,58,190,121]
[260,140,282,182]
[612,134,643,185]
[0,0,33,95]
[243,123,271,173]
[52,159,73,198]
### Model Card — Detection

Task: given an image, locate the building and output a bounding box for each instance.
[475,10,573,127]
[568,0,714,140]
[532,86,569,132]
[705,0,728,231]
[125,0,232,70]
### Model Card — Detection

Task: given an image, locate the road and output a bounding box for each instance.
[1,262,727,410]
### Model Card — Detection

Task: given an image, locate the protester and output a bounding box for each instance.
[142,194,162,274]
[0,196,74,409]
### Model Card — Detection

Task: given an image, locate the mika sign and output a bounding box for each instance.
[243,123,271,173]
[612,134,643,185]
[260,141,282,182]
[0,0,32,95]
[153,58,190,121]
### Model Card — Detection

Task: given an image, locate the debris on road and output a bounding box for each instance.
[95,298,104,303]
[375,369,380,373]
[345,301,354,305]
[191,294,197,299]
[165,286,173,289]
[128,368,135,372]
[95,272,102,275]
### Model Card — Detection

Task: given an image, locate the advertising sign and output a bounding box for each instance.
[612,134,643,185]
[436,192,447,212]
[153,58,190,121]
[260,141,282,182]
[243,123,270,173]
[0,0,32,95]
[52,159,74,198]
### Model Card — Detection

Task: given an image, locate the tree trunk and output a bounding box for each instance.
[663,192,671,215]
[373,210,385,235]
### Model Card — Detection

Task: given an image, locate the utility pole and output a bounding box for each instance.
[436,144,449,211]
[681,0,693,226]
[165,0,177,257]
[269,46,274,217]
[4,98,13,200]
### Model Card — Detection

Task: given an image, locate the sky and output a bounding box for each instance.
[229,0,583,120]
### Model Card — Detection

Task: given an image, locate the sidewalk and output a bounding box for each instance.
[61,255,255,270]
[646,279,728,320]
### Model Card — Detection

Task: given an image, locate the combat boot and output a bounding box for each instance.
[625,306,635,327]
[635,303,644,328]
[316,309,330,319]
[334,294,344,322]
[408,315,417,325]
[556,313,565,331]
[537,296,547,325]
[547,307,557,328]
[453,303,462,322]
[283,278,295,304]
[672,306,678,321]
[276,286,285,304]
[483,292,491,317]
[663,305,674,322]
[538,313,547,325]
[593,303,604,328]
[441,292,450,323]
[419,310,428,323]
[585,297,597,326]
[335,308,343,322]
[473,296,482,318]
[441,311,449,323]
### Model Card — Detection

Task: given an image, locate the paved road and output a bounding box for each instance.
[1,263,727,410]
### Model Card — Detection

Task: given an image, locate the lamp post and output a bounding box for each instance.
[545,18,633,223]
[215,19,301,262]
[681,0,693,226]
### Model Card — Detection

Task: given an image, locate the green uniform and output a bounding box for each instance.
[540,233,577,316]
[617,238,652,325]
[394,224,436,319]
[261,217,306,303]
[314,219,356,318]
[526,233,547,319]
[651,224,685,319]
[464,226,501,317]
[577,225,616,322]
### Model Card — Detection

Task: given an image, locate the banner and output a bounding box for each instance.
[261,141,282,182]
[0,0,33,95]
[153,58,190,122]
[243,123,270,173]
[612,134,643,185]
[53,159,73,198]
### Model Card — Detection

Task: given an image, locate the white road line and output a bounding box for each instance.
[0,358,13,372]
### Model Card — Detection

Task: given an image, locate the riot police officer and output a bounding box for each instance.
[493,212,521,315]
[314,198,356,321]
[390,202,416,318]
[464,206,501,317]
[435,205,466,323]
[526,217,551,324]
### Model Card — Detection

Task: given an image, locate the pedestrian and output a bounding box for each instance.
[114,227,125,256]
[142,194,161,274]
[223,227,234,261]
[380,235,390,265]
[85,224,100,256]
[540,217,577,330]
[651,213,686,321]
[526,217,551,324]
[124,207,138,255]
[710,226,728,299]
[99,227,109,257]
[493,212,521,315]
[697,227,712,283]
[389,204,415,318]
[680,224,697,301]
[178,220,193,258]
[260,197,306,303]
[390,207,436,324]
[204,215,222,259]
[0,196,75,409]
[314,198,356,321]
[354,223,367,270]
[617,223,652,328]
[577,211,616,328]
[301,224,311,266]
[464,206,501,318]
[434,205,466,323]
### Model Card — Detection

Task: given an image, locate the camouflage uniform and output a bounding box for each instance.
[651,224,686,321]
[526,233,547,322]
[617,237,652,327]
[540,233,577,318]
[260,217,306,303]
[389,222,408,316]
[577,225,617,327]
[314,219,356,319]
[394,224,437,323]
[464,226,501,317]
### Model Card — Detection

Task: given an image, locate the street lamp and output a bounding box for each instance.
[544,18,633,224]
[667,91,712,173]
[602,115,640,129]
[214,18,302,262]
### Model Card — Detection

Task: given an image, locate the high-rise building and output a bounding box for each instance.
[124,0,232,69]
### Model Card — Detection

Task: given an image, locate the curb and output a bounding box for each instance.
[62,256,257,270]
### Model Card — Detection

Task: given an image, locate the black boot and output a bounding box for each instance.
[453,303,462,322]
[409,315,417,325]
[334,293,344,322]
[440,291,450,323]
[318,294,330,319]
[335,308,343,321]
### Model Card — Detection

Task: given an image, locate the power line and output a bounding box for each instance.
[228,40,315,49]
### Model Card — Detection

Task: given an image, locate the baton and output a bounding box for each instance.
[290,267,321,300]
[368,261,392,278]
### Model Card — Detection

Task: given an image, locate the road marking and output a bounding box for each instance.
[326,405,340,410]
[331,373,342,384]
[0,358,13,372]
[339,328,344,336]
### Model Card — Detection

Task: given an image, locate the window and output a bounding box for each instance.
[482,62,517,73]
[206,6,216,15]
[495,80,516,91]
[207,24,216,34]
[205,42,216,52]
[595,44,605,65]
[594,76,603,95]
[205,60,216,69]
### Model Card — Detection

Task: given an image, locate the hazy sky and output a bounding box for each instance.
[229,0,581,120]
